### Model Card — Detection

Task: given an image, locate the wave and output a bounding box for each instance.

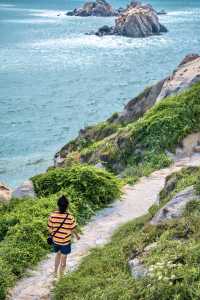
[2,18,59,24]
[29,9,66,18]
[29,34,172,50]
[168,9,200,16]
[0,3,15,8]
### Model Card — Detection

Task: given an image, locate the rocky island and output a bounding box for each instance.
[95,1,168,37]
[66,0,119,17]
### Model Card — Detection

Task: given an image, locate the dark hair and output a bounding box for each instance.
[57,195,69,213]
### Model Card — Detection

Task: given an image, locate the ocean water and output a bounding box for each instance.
[0,0,200,187]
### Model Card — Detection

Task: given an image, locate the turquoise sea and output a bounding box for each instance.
[0,0,200,187]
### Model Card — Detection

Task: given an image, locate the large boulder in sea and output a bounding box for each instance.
[66,0,118,17]
[114,3,167,37]
[95,1,167,37]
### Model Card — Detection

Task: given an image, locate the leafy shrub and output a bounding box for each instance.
[32,164,121,204]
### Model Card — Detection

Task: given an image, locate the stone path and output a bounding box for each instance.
[9,155,200,300]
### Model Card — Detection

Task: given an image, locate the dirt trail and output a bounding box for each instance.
[9,155,200,300]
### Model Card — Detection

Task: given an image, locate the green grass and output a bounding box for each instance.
[0,165,121,300]
[54,167,200,300]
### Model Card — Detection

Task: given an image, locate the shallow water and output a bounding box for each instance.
[0,0,200,187]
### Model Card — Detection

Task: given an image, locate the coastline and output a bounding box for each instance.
[1,1,200,187]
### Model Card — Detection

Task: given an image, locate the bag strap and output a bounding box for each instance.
[51,213,68,238]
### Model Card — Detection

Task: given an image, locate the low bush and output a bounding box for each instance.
[32,164,121,203]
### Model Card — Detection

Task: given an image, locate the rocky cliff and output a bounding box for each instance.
[54,54,200,170]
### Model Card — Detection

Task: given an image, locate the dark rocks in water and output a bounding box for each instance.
[95,25,113,36]
[157,9,167,15]
[66,0,118,17]
[159,23,168,33]
[95,2,168,38]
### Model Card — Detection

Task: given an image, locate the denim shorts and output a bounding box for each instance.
[53,243,71,255]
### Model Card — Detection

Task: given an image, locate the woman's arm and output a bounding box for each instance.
[72,228,80,240]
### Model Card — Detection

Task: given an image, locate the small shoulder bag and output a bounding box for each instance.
[47,213,68,245]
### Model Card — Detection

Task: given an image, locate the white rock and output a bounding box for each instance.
[0,182,12,203]
[150,186,197,225]
[12,180,36,199]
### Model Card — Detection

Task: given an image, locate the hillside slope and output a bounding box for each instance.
[54,55,200,182]
[54,79,200,184]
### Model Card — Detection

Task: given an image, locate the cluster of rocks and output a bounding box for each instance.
[0,180,36,203]
[96,1,167,37]
[66,0,168,38]
[66,0,118,17]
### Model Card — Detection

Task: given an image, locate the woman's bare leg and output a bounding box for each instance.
[59,254,67,276]
[55,251,61,274]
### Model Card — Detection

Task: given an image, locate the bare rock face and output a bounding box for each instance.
[150,186,197,225]
[128,258,148,278]
[95,1,167,37]
[115,79,165,124]
[114,54,200,124]
[113,3,167,37]
[12,180,36,199]
[156,54,200,102]
[66,0,118,17]
[128,242,157,279]
[0,183,12,203]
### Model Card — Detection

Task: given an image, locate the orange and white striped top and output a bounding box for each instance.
[48,211,76,245]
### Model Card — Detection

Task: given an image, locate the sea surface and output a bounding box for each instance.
[0,0,200,187]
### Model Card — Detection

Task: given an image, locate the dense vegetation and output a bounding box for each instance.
[0,165,121,300]
[54,167,200,300]
[59,82,200,183]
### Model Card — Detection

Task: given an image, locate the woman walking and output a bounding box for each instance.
[48,195,80,276]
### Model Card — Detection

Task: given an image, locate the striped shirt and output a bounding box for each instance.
[48,211,76,245]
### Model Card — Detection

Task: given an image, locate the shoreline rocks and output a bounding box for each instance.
[0,183,12,203]
[66,0,118,17]
[95,1,168,37]
[12,180,36,199]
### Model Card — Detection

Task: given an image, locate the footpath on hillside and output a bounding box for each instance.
[9,155,200,300]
